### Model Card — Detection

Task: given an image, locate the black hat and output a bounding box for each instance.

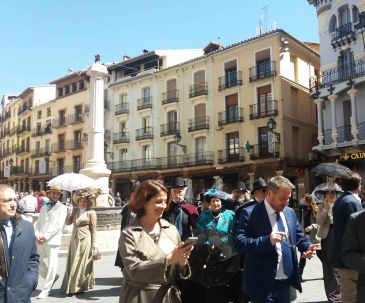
[232,181,247,193]
[166,177,187,188]
[251,178,267,194]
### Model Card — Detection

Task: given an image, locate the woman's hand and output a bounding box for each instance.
[166,243,194,266]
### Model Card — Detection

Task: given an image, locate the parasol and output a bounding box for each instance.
[47,172,98,192]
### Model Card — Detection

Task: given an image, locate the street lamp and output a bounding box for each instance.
[267,117,277,155]
[173,132,187,154]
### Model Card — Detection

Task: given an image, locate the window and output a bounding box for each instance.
[45,139,51,154]
[47,107,51,117]
[224,60,238,87]
[35,141,41,154]
[226,132,240,161]
[167,142,177,166]
[195,136,206,161]
[338,50,354,80]
[329,15,337,33]
[73,156,81,172]
[257,85,272,118]
[75,105,82,121]
[36,123,42,134]
[57,158,64,175]
[59,110,66,126]
[57,88,63,97]
[225,94,238,123]
[142,145,151,167]
[167,111,177,132]
[72,83,77,92]
[65,85,70,95]
[142,117,151,131]
[74,130,82,146]
[338,6,350,26]
[58,134,65,151]
[119,148,128,161]
[35,160,40,174]
[142,87,150,100]
[79,80,85,90]
[37,110,42,119]
[119,93,127,104]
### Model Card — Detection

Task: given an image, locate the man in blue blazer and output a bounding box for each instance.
[331,171,362,303]
[236,176,316,303]
[0,184,39,303]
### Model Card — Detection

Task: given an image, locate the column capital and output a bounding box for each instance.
[314,98,324,105]
[347,88,358,97]
[328,94,338,102]
[87,63,108,78]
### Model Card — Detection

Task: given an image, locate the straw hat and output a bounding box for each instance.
[46,186,63,194]
[72,187,102,208]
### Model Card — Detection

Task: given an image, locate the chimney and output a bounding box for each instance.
[123,55,130,61]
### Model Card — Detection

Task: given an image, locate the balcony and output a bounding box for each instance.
[249,143,280,159]
[9,127,17,136]
[218,148,245,164]
[136,127,153,140]
[31,127,44,137]
[68,113,83,124]
[249,100,278,120]
[16,124,31,135]
[52,117,67,128]
[31,148,52,158]
[66,140,83,150]
[330,23,356,48]
[249,61,276,82]
[188,116,210,132]
[337,125,353,143]
[15,146,30,155]
[115,103,129,115]
[310,59,365,93]
[160,122,180,137]
[10,166,25,176]
[161,90,179,105]
[108,151,214,173]
[31,166,54,176]
[52,143,66,153]
[218,108,244,127]
[18,105,32,116]
[137,97,152,111]
[189,82,208,98]
[113,132,130,144]
[218,71,242,91]
[359,122,365,140]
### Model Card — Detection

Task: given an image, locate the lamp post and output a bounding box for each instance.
[173,132,187,154]
[267,117,277,155]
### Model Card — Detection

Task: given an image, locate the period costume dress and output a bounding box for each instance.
[119,218,190,303]
[61,208,97,294]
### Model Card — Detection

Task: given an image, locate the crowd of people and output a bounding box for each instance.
[0,171,365,303]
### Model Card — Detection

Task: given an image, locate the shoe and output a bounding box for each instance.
[51,274,60,288]
[37,290,49,299]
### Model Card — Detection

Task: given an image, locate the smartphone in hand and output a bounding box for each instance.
[180,237,198,248]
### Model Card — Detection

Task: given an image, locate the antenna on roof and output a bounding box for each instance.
[217,36,221,46]
[256,5,268,36]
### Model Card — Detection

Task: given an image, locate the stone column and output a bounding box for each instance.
[80,62,111,207]
[347,87,359,144]
[314,98,324,146]
[328,94,338,146]
[247,173,255,191]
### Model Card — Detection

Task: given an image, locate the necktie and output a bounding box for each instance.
[0,223,8,283]
[276,212,293,277]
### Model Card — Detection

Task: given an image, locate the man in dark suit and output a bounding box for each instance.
[0,184,39,302]
[236,176,316,303]
[342,209,365,302]
[331,171,363,303]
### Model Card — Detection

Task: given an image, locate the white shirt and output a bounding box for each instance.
[264,199,290,280]
[19,194,38,212]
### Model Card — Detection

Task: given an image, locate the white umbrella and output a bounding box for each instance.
[47,173,98,192]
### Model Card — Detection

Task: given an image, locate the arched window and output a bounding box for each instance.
[352,6,359,23]
[329,15,337,33]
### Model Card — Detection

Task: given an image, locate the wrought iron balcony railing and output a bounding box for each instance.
[137,97,152,110]
[161,90,179,105]
[136,127,153,140]
[52,143,66,153]
[249,100,278,120]
[309,59,365,93]
[52,118,67,128]
[115,103,129,115]
[218,148,245,164]
[188,116,210,132]
[218,108,244,126]
[30,148,52,158]
[249,143,280,159]
[16,125,31,135]
[113,132,130,144]
[189,82,208,98]
[249,61,276,82]
[330,23,356,48]
[337,124,353,143]
[218,71,242,91]
[66,140,83,150]
[68,113,83,124]
[160,122,180,137]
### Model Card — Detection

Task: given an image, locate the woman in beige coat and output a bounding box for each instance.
[61,187,101,295]
[119,179,193,303]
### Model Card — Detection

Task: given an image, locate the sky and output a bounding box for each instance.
[0,0,319,99]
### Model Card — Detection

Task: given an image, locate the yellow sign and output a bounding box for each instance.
[341,152,365,161]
